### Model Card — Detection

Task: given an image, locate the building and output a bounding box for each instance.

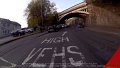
[0,18,21,38]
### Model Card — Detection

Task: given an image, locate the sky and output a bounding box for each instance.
[0,0,84,28]
[50,0,84,12]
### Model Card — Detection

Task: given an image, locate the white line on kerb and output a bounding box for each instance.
[62,31,68,36]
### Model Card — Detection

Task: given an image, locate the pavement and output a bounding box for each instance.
[87,25,120,37]
[0,31,47,46]
[0,36,16,45]
[0,25,120,68]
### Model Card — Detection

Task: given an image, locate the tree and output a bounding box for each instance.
[25,0,58,30]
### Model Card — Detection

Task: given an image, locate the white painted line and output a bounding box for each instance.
[69,58,84,66]
[67,46,85,67]
[41,38,52,44]
[33,48,52,63]
[0,57,16,67]
[62,31,68,36]
[53,37,61,43]
[62,47,66,68]
[49,48,56,68]
[62,37,69,42]
[22,48,42,65]
[49,47,66,68]
[41,36,69,44]
[50,38,54,43]
[67,46,85,60]
[31,63,46,67]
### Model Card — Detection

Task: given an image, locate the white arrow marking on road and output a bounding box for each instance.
[62,31,68,36]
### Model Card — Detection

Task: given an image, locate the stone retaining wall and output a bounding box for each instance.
[86,1,120,28]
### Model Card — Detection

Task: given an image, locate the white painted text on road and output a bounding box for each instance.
[41,37,69,44]
[22,46,85,67]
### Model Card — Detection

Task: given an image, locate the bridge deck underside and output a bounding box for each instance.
[59,13,87,24]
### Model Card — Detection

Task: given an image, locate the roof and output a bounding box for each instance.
[0,18,21,26]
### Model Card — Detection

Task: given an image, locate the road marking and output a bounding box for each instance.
[22,48,42,65]
[62,47,66,68]
[41,38,52,44]
[49,47,66,68]
[49,48,56,68]
[50,38,54,43]
[0,57,16,67]
[0,46,99,67]
[62,31,68,36]
[69,58,84,66]
[33,48,52,63]
[31,63,46,67]
[67,46,85,60]
[67,46,85,67]
[62,37,69,42]
[41,37,69,44]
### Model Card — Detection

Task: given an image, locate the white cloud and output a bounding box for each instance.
[0,0,31,28]
[0,0,84,27]
[56,5,64,12]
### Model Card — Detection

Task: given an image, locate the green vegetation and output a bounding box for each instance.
[25,0,58,30]
[65,17,77,25]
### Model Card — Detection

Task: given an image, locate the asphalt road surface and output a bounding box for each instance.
[0,25,120,68]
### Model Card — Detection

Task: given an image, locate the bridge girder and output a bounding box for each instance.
[58,2,89,24]
[59,2,88,16]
